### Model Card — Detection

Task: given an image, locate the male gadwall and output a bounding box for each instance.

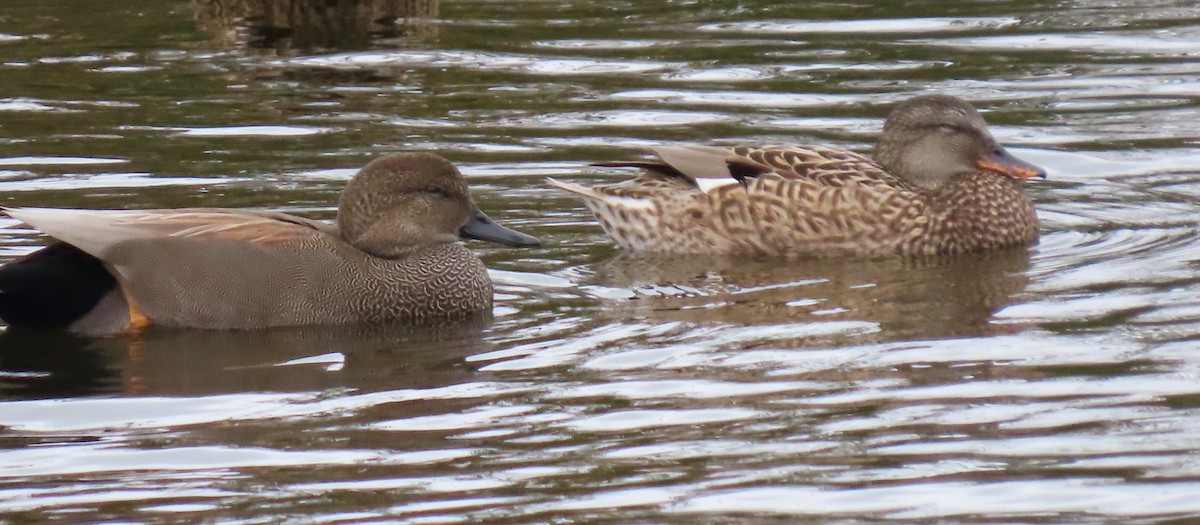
[0,152,540,334]
[549,94,1044,257]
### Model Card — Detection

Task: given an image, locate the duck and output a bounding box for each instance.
[0,152,540,335]
[548,94,1044,257]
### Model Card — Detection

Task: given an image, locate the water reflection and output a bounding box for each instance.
[592,248,1031,340]
[0,318,489,399]
[0,330,115,399]
[192,0,439,49]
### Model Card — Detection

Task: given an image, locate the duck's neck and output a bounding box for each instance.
[925,171,1039,253]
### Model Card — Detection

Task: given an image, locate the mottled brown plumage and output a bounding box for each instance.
[549,94,1044,257]
[0,153,540,334]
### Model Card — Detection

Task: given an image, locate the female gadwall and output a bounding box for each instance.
[549,94,1044,257]
[0,152,539,334]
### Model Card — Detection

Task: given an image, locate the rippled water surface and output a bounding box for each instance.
[4,0,1200,522]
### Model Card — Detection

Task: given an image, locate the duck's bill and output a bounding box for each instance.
[976,146,1047,179]
[460,207,541,247]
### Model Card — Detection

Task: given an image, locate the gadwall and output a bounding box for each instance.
[548,94,1044,257]
[0,152,540,334]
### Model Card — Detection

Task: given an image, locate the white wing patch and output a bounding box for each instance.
[694,177,741,195]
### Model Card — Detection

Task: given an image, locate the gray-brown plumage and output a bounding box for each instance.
[0,152,540,334]
[548,94,1044,257]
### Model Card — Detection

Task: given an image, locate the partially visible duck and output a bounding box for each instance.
[548,94,1044,257]
[0,152,540,334]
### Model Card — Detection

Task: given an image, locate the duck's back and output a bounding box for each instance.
[727,145,905,189]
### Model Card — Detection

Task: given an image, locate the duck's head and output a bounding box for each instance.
[337,153,540,258]
[873,94,1045,191]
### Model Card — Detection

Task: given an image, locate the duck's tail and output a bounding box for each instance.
[545,177,601,199]
[0,243,118,330]
[546,178,655,211]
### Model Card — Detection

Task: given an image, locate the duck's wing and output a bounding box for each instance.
[4,207,329,258]
[547,145,774,205]
[587,145,771,194]
[724,145,901,188]
[589,144,905,195]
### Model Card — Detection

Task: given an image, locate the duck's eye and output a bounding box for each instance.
[423,185,449,197]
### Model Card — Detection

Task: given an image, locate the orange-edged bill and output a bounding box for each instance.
[976,146,1046,179]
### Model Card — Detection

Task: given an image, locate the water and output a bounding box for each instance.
[2,0,1200,521]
